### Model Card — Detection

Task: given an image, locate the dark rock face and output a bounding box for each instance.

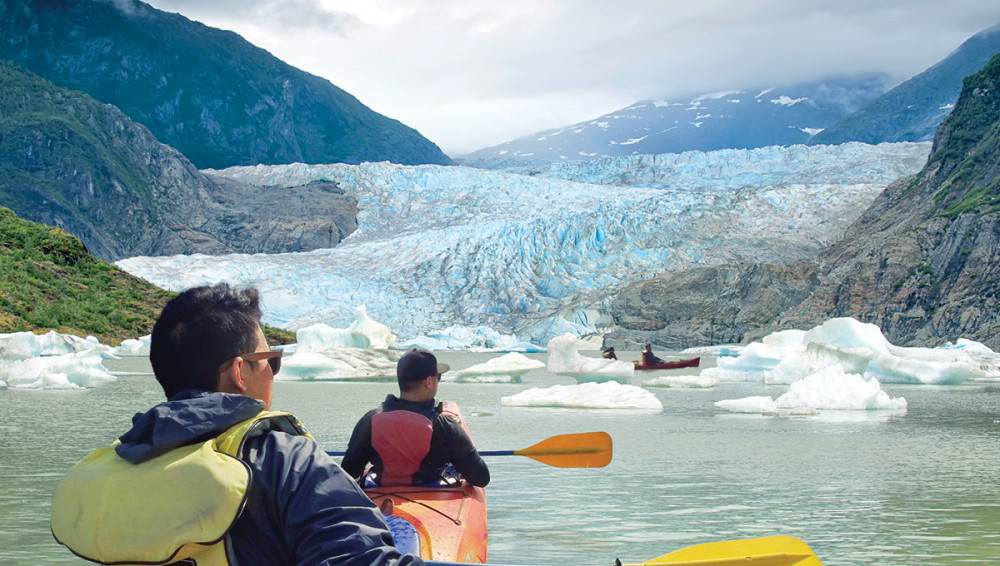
[606,262,819,349]
[0,61,357,261]
[610,53,1000,350]
[0,0,451,169]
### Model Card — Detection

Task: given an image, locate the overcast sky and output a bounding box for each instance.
[141,0,1000,157]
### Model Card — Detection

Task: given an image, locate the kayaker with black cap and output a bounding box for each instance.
[342,348,490,487]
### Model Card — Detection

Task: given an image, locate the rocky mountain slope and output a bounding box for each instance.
[810,22,1000,145]
[0,0,450,169]
[609,53,1000,350]
[0,60,357,261]
[463,74,889,164]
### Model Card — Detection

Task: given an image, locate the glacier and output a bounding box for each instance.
[116,142,932,346]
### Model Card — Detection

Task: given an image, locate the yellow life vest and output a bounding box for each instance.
[51,410,313,566]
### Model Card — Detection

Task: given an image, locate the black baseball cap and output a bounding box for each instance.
[397,349,450,384]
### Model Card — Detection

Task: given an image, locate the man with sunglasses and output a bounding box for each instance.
[52,283,422,566]
[341,348,490,488]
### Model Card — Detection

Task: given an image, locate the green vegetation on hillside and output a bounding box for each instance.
[0,207,295,346]
[928,53,1000,219]
[0,207,171,343]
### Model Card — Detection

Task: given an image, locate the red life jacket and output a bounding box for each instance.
[371,409,433,486]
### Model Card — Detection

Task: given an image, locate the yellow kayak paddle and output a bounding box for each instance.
[425,535,823,566]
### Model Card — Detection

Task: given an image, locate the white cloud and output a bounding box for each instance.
[143,0,1000,156]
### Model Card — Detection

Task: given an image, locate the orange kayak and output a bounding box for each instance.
[366,483,487,563]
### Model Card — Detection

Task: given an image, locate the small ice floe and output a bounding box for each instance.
[501,382,663,410]
[111,335,151,357]
[2,349,116,390]
[702,318,983,385]
[545,334,634,382]
[278,307,399,380]
[942,338,1000,379]
[279,349,399,381]
[643,374,719,388]
[398,325,542,352]
[445,352,546,383]
[0,330,105,358]
[0,331,115,390]
[681,344,744,358]
[715,365,907,416]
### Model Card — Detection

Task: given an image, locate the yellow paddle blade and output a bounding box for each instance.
[625,535,823,566]
[513,431,612,468]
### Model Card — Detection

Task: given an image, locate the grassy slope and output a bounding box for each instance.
[0,207,293,345]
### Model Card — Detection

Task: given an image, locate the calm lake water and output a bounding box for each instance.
[3,351,1000,565]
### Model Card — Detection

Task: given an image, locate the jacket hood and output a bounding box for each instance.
[116,390,265,464]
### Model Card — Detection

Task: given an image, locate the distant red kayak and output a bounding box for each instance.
[633,356,700,370]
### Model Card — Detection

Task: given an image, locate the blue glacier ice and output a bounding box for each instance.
[116,143,932,346]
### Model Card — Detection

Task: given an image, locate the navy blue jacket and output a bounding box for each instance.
[117,390,423,566]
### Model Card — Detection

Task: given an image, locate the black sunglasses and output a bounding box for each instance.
[237,350,283,375]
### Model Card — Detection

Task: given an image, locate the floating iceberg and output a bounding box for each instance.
[501,382,663,410]
[642,374,719,388]
[446,352,546,383]
[545,334,634,381]
[278,306,399,380]
[111,335,151,357]
[715,365,907,415]
[278,349,398,381]
[397,325,542,352]
[942,338,1000,379]
[0,330,104,358]
[1,348,116,390]
[703,318,983,385]
[296,305,395,350]
[0,331,115,390]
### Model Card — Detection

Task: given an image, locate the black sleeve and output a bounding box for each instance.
[340,411,376,479]
[441,419,490,487]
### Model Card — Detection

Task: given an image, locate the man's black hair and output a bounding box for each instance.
[149,283,262,399]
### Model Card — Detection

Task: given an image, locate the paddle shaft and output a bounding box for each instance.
[326,431,613,468]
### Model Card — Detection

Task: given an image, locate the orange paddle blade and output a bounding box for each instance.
[512,431,612,468]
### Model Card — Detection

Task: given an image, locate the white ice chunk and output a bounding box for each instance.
[398,326,542,352]
[715,366,906,414]
[278,349,399,381]
[447,352,545,383]
[642,374,719,388]
[545,334,634,378]
[704,318,983,385]
[111,335,151,357]
[2,350,117,389]
[297,305,395,352]
[501,382,662,410]
[0,330,105,358]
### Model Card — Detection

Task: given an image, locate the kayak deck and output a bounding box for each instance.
[366,483,487,563]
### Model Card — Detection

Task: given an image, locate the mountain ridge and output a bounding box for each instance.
[808,22,1000,145]
[0,0,451,169]
[0,60,359,261]
[462,74,890,164]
